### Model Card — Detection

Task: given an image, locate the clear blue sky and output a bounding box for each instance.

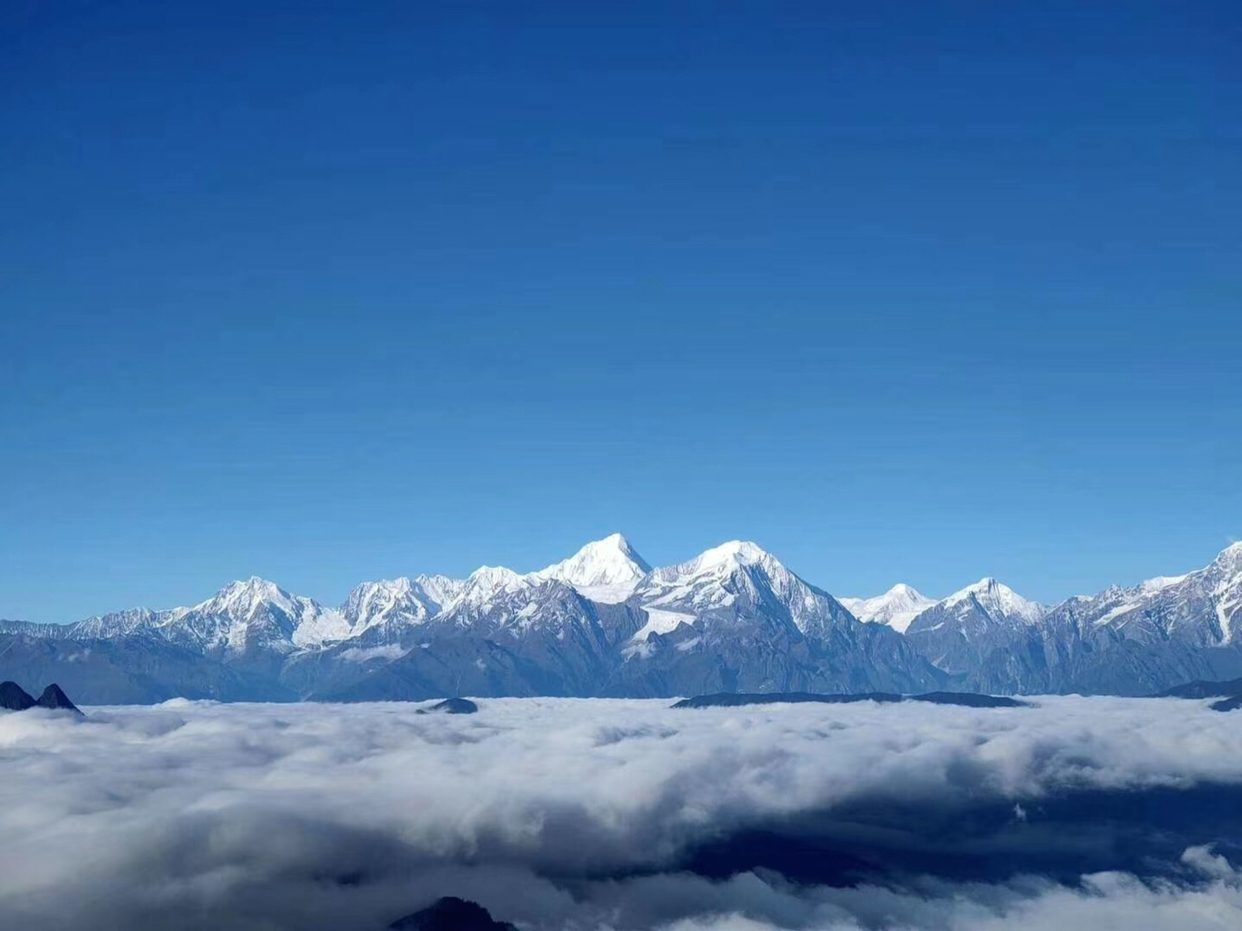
[2,1,1238,622]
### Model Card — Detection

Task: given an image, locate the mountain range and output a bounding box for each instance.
[2,534,1240,704]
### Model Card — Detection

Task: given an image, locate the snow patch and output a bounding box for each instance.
[338,645,406,663]
[632,608,695,642]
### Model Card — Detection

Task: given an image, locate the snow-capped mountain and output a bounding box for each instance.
[3,536,1242,703]
[902,578,1045,677]
[70,607,169,640]
[906,546,1242,695]
[631,540,854,640]
[0,618,73,638]
[436,570,564,632]
[335,534,649,640]
[944,577,1045,624]
[446,565,529,611]
[167,576,350,654]
[533,532,651,602]
[1066,542,1242,645]
[308,540,657,702]
[604,541,943,696]
[342,575,464,635]
[415,574,469,612]
[839,584,936,633]
[998,543,1242,694]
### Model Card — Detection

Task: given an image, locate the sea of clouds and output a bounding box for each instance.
[2,696,1241,930]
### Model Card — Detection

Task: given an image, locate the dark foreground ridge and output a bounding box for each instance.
[1156,676,1242,698]
[37,683,83,713]
[672,691,1028,709]
[388,896,517,930]
[0,680,36,711]
[0,681,83,714]
[1153,676,1242,710]
[416,698,479,715]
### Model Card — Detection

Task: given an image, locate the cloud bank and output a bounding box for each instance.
[2,697,1241,929]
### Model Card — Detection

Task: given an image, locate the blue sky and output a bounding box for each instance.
[2,1,1239,621]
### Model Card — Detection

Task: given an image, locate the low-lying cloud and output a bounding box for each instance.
[2,696,1240,929]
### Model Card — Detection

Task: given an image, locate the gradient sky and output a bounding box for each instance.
[2,0,1239,622]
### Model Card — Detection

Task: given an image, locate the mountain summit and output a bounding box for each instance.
[942,577,1045,624]
[840,584,935,633]
[549,531,651,579]
[534,533,652,602]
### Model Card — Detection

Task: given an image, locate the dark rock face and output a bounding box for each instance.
[388,896,518,930]
[417,698,478,715]
[673,691,1026,709]
[0,680,36,711]
[36,683,83,714]
[1210,694,1242,712]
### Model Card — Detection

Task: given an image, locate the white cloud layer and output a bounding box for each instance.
[1,696,1241,929]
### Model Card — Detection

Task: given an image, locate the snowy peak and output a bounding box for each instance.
[346,575,414,604]
[466,565,524,589]
[1212,541,1242,574]
[840,584,935,633]
[642,541,800,596]
[537,533,651,586]
[1139,574,1190,595]
[341,574,469,637]
[71,607,166,639]
[631,539,852,640]
[434,534,653,610]
[640,540,786,602]
[700,539,775,567]
[182,576,350,651]
[413,574,467,610]
[195,576,297,620]
[448,565,531,611]
[343,577,425,631]
[944,577,1044,623]
[901,577,1047,677]
[1052,542,1242,645]
[535,533,652,602]
[674,540,784,578]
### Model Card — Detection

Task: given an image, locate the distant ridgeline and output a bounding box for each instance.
[1157,677,1242,712]
[2,535,1241,704]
